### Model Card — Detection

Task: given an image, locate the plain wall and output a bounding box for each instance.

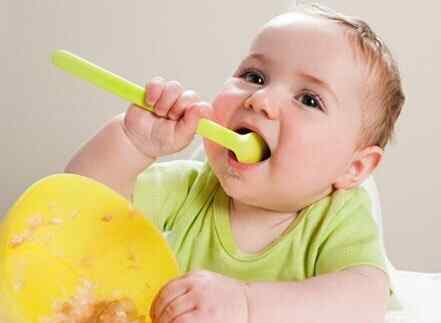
[1,0,440,272]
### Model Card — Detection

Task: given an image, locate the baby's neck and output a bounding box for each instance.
[230,199,297,222]
[229,199,298,254]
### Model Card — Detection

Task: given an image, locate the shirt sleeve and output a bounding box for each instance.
[315,188,386,275]
[132,160,202,231]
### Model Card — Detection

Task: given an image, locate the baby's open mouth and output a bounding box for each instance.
[230,127,271,162]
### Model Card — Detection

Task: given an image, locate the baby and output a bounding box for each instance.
[65,3,405,323]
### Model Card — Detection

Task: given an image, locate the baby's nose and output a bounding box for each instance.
[244,91,279,120]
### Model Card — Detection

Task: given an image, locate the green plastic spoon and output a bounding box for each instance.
[51,50,267,164]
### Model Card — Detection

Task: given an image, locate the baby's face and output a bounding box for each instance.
[204,13,367,212]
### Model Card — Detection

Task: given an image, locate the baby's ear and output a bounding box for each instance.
[333,145,384,190]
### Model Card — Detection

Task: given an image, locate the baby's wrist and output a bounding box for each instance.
[117,114,158,166]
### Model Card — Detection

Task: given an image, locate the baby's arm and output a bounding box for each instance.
[245,266,388,323]
[65,77,210,200]
[65,111,153,199]
[150,266,388,323]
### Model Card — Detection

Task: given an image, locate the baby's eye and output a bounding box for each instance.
[239,69,265,85]
[296,93,324,111]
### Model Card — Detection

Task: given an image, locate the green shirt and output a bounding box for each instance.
[133,160,385,282]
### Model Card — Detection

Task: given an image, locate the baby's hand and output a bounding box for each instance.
[150,271,248,323]
[123,77,211,159]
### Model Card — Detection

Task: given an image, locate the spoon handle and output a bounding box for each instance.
[52,50,153,112]
[196,119,239,151]
[51,50,268,163]
[51,50,239,146]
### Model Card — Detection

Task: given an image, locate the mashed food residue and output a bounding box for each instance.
[43,281,146,323]
[9,215,44,248]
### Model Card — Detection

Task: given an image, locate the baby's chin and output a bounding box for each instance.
[218,174,312,212]
[219,178,275,209]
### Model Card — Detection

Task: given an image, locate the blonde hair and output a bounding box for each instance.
[294,3,405,149]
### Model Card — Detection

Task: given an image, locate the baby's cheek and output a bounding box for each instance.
[203,139,223,162]
[211,106,228,125]
[211,98,232,122]
[212,88,248,123]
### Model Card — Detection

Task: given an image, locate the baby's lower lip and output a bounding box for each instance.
[227,150,261,171]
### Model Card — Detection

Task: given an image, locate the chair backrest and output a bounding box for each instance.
[360,176,384,237]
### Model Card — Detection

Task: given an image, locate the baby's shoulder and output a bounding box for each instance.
[305,187,373,229]
[330,186,371,213]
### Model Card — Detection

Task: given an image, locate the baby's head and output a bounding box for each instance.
[294,4,405,150]
[204,3,405,212]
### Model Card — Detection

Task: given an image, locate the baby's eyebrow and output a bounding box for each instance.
[298,72,339,105]
[242,53,272,66]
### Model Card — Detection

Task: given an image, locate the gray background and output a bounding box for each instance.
[1,0,440,272]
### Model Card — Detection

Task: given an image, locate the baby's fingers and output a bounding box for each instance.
[151,278,190,321]
[175,102,211,142]
[168,90,201,121]
[155,294,195,323]
[153,80,184,118]
[145,76,166,107]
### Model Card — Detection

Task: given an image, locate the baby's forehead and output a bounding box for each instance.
[250,13,354,64]
[258,12,347,43]
[250,12,365,74]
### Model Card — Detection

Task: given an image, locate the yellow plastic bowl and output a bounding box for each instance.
[0,174,180,323]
